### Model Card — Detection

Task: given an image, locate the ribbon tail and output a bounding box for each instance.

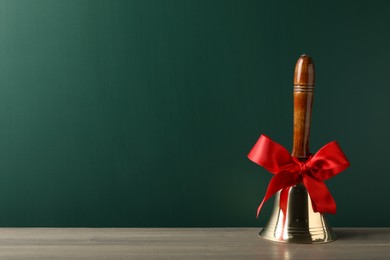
[256,170,299,218]
[303,175,336,214]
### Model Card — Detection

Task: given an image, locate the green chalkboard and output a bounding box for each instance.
[0,0,389,227]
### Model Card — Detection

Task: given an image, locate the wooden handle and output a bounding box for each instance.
[292,54,315,159]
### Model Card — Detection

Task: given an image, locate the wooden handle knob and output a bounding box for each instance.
[292,54,315,159]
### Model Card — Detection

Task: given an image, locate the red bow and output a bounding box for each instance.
[248,135,350,218]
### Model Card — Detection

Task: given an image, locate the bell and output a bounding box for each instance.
[260,54,337,243]
[259,183,337,243]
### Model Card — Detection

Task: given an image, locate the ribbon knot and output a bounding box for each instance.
[248,135,350,218]
[297,160,312,180]
[298,162,308,174]
[300,163,307,172]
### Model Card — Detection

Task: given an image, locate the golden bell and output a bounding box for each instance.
[259,55,339,243]
[259,183,337,243]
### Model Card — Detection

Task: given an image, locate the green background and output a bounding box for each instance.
[0,0,388,227]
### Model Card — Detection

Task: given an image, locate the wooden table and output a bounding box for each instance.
[0,228,388,259]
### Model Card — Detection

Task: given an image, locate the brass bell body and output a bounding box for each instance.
[260,183,337,243]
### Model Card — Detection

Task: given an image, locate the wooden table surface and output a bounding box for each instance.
[0,228,388,259]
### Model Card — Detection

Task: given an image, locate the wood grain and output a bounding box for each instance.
[0,228,388,259]
[292,54,315,159]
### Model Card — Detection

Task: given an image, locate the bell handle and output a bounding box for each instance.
[292,54,315,159]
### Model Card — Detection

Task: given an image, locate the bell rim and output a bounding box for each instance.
[259,226,338,244]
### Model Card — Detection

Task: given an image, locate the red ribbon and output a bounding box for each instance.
[248,135,350,218]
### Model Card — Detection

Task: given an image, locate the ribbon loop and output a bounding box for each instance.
[248,135,298,174]
[248,134,350,218]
